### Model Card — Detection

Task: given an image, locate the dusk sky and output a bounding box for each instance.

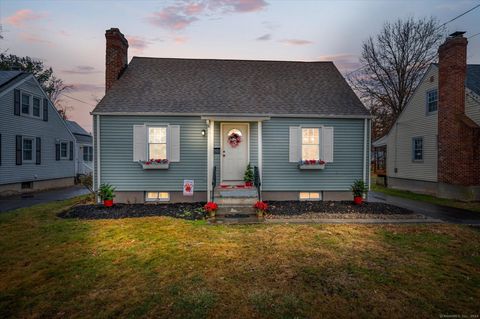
[1,0,480,132]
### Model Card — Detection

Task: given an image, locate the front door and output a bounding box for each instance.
[221,123,249,182]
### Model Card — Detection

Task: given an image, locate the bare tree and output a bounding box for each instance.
[349,17,445,139]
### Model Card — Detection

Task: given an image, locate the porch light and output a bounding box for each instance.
[201,129,206,136]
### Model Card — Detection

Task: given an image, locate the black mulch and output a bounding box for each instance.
[59,203,206,220]
[266,201,414,216]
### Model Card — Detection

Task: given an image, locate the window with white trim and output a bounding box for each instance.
[148,127,167,159]
[21,93,30,114]
[299,192,322,201]
[83,146,93,162]
[32,97,41,117]
[426,89,438,114]
[301,128,320,160]
[412,137,423,161]
[22,137,34,162]
[60,142,69,159]
[146,192,170,202]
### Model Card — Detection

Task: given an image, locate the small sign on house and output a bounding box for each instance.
[183,180,194,196]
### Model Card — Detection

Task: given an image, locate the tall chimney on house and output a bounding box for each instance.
[437,31,480,192]
[105,28,128,93]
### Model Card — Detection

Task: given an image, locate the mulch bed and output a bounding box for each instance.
[265,201,425,220]
[59,203,206,220]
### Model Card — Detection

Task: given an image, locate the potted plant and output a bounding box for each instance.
[244,163,254,187]
[204,202,218,218]
[254,201,268,218]
[350,179,367,205]
[98,183,116,207]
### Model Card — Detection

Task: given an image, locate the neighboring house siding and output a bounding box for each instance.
[386,66,438,182]
[262,117,369,191]
[97,116,208,191]
[0,77,75,185]
[465,90,480,126]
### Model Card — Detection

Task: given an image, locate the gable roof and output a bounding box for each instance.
[0,71,30,93]
[93,57,370,117]
[66,120,91,136]
[467,64,480,96]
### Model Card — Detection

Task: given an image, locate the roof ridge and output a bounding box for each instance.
[131,56,334,64]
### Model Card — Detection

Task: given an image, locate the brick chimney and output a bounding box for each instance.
[105,28,128,93]
[437,32,480,187]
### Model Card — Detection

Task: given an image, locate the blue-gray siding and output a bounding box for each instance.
[95,116,370,193]
[0,77,75,185]
[262,118,369,191]
[97,116,208,191]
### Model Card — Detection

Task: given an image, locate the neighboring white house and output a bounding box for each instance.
[0,71,77,196]
[66,120,93,176]
[380,32,480,201]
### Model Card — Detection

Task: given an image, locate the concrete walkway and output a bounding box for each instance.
[369,191,480,225]
[0,186,89,213]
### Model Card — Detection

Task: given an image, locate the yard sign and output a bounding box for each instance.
[183,180,194,196]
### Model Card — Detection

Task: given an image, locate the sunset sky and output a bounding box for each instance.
[1,0,480,132]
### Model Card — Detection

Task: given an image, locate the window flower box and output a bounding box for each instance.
[139,159,169,170]
[298,160,326,170]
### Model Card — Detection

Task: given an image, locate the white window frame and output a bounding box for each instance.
[83,146,93,162]
[60,141,69,160]
[426,89,438,115]
[301,127,321,161]
[20,91,43,119]
[299,192,322,201]
[145,191,170,202]
[147,126,169,160]
[22,136,35,163]
[412,137,423,162]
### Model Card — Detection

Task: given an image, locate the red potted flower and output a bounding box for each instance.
[254,201,268,218]
[98,183,116,207]
[351,179,367,205]
[204,202,218,218]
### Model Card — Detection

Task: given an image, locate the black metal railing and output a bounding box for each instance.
[254,166,261,200]
[211,166,217,202]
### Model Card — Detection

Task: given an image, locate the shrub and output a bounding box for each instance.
[98,183,116,201]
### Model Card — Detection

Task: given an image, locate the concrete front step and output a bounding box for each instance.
[214,187,258,198]
[217,206,256,215]
[216,197,257,205]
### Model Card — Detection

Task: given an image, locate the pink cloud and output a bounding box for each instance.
[147,6,199,30]
[280,39,313,46]
[20,32,53,45]
[173,36,188,44]
[147,0,268,31]
[317,53,361,73]
[126,35,152,53]
[5,9,47,28]
[62,66,101,75]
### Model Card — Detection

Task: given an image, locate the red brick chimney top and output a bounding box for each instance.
[105,28,129,93]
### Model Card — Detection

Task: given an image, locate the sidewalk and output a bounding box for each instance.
[0,186,89,213]
[368,191,480,225]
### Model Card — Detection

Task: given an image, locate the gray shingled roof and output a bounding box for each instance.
[66,120,90,136]
[467,64,480,96]
[93,57,370,117]
[0,71,30,92]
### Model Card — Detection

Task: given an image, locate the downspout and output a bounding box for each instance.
[258,121,262,191]
[207,120,214,201]
[96,115,101,203]
[363,118,367,184]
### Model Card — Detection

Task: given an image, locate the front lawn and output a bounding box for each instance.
[372,183,480,213]
[0,197,479,318]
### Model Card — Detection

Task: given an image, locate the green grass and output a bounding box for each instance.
[372,183,480,213]
[0,197,479,318]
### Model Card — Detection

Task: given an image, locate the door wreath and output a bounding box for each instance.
[228,131,242,148]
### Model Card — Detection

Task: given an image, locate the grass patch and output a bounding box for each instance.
[0,197,479,318]
[372,183,480,213]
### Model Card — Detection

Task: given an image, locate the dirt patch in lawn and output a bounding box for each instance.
[266,201,425,219]
[59,203,206,220]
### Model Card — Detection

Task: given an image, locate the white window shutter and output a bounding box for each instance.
[169,125,180,162]
[322,126,334,162]
[289,126,300,162]
[133,125,147,162]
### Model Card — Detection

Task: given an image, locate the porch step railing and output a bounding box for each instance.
[254,166,261,201]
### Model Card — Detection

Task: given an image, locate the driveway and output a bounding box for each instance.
[369,191,480,225]
[0,186,90,213]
